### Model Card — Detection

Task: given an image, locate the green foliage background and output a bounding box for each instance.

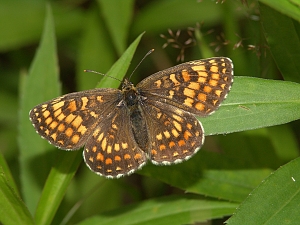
[1,0,300,224]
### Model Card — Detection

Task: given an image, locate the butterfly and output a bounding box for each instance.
[29,57,233,178]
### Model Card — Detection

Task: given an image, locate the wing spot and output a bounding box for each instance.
[49,121,58,129]
[187,123,192,129]
[173,151,179,157]
[45,117,53,125]
[96,153,104,161]
[53,108,62,117]
[197,93,207,102]
[171,129,180,138]
[188,82,200,90]
[182,70,190,82]
[97,132,104,142]
[97,96,104,102]
[71,134,80,144]
[197,71,209,79]
[115,155,121,161]
[114,143,120,151]
[156,112,162,119]
[101,138,107,151]
[81,97,88,110]
[215,90,222,97]
[212,99,218,105]
[183,88,195,98]
[72,116,83,128]
[159,145,166,151]
[151,149,157,155]
[211,73,220,80]
[105,158,112,165]
[58,123,65,132]
[210,66,219,73]
[112,123,118,129]
[107,145,112,154]
[154,80,162,88]
[44,129,49,135]
[195,102,205,111]
[122,142,128,149]
[53,101,64,110]
[89,157,93,162]
[90,111,97,118]
[163,130,171,138]
[134,153,142,160]
[156,133,163,140]
[203,86,212,93]
[184,97,194,107]
[65,114,76,124]
[92,146,97,152]
[209,79,218,86]
[184,130,192,140]
[173,120,182,131]
[178,140,185,146]
[43,110,50,118]
[67,101,77,112]
[50,133,57,141]
[169,74,180,85]
[168,90,175,98]
[169,141,176,148]
[172,114,183,122]
[192,65,205,71]
[77,125,87,135]
[65,127,73,137]
[124,154,131,160]
[57,113,66,121]
[116,166,122,171]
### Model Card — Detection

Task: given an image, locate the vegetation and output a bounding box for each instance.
[1,0,300,224]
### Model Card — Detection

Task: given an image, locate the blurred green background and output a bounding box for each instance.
[1,0,300,224]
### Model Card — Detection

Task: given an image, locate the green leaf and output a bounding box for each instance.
[132,0,225,35]
[259,0,300,23]
[96,32,145,89]
[18,4,60,213]
[76,7,116,91]
[226,157,300,225]
[140,151,274,202]
[0,166,34,225]
[77,195,238,225]
[259,2,300,82]
[201,77,300,135]
[0,1,83,51]
[34,151,82,225]
[97,0,134,55]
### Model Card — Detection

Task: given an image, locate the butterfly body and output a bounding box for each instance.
[30,57,233,178]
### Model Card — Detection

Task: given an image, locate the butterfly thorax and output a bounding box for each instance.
[122,78,149,152]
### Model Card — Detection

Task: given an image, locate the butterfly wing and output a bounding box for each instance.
[29,88,122,150]
[137,57,233,116]
[140,99,204,164]
[83,105,147,178]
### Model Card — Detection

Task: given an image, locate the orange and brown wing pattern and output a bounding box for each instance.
[83,106,147,178]
[141,100,204,164]
[137,57,233,116]
[29,88,121,150]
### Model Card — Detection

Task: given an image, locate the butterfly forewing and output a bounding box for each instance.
[29,88,121,150]
[137,57,233,116]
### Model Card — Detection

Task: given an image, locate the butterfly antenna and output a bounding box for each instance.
[128,49,154,81]
[84,69,122,83]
